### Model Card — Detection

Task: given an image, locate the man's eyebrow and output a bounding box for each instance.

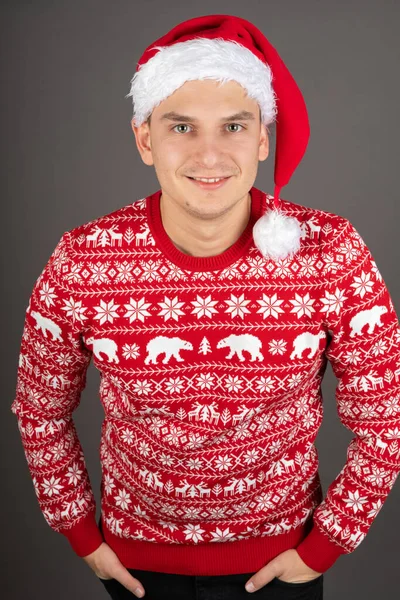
[160,110,256,123]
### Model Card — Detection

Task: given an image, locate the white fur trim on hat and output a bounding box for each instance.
[126,37,277,126]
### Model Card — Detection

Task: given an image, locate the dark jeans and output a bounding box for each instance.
[98,569,323,599]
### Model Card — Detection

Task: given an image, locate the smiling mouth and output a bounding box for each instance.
[185,176,233,191]
[186,176,232,182]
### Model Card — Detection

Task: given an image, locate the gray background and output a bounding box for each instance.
[2,1,399,598]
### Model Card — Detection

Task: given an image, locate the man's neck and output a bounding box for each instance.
[159,191,252,257]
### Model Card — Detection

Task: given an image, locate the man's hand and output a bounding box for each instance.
[244,549,322,593]
[82,542,145,598]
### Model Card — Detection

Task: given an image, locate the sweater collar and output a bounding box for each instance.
[146,186,265,272]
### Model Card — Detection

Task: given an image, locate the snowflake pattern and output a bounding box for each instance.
[158,296,185,321]
[191,295,219,319]
[256,293,285,319]
[93,299,119,324]
[224,293,251,319]
[124,297,152,323]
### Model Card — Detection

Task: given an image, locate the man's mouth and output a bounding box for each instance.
[186,176,232,189]
[188,176,229,182]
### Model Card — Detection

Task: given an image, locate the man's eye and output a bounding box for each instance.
[226,123,244,132]
[172,123,244,134]
[173,124,193,134]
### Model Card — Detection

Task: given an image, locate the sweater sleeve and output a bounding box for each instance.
[295,217,400,573]
[11,231,104,558]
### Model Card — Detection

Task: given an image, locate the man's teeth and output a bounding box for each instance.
[191,177,226,183]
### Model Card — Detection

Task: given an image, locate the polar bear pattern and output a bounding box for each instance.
[217,333,264,362]
[349,305,388,337]
[290,330,326,360]
[31,310,63,342]
[85,336,119,363]
[144,335,193,364]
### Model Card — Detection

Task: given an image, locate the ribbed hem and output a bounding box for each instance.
[295,521,348,573]
[98,515,311,576]
[60,509,104,557]
[146,186,266,272]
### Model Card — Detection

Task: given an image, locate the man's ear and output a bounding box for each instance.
[258,122,269,162]
[130,118,154,166]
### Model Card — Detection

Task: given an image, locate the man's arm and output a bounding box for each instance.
[295,217,400,573]
[11,231,104,557]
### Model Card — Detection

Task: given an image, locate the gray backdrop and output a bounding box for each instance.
[2,1,399,598]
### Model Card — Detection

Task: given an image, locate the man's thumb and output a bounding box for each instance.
[245,557,282,592]
[112,565,145,598]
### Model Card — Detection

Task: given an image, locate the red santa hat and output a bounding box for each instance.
[126,14,310,262]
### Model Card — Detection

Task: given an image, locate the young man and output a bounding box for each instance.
[11,14,400,600]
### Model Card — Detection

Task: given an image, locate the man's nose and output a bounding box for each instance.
[192,136,229,165]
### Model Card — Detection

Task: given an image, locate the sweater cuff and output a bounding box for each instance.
[295,522,348,573]
[60,510,104,557]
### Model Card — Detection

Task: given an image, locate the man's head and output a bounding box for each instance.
[131,79,270,221]
[126,14,310,260]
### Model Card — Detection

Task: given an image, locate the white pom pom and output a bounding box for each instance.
[252,208,302,261]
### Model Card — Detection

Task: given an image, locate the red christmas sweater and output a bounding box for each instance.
[11,186,400,576]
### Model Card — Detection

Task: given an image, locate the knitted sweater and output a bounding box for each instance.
[11,186,400,576]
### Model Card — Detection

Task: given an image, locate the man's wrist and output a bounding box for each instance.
[296,522,347,573]
[60,510,104,557]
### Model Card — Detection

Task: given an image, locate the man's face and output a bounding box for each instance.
[131,79,269,219]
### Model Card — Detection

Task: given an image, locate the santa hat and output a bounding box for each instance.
[126,14,310,262]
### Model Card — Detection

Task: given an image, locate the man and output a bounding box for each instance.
[11,14,400,600]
